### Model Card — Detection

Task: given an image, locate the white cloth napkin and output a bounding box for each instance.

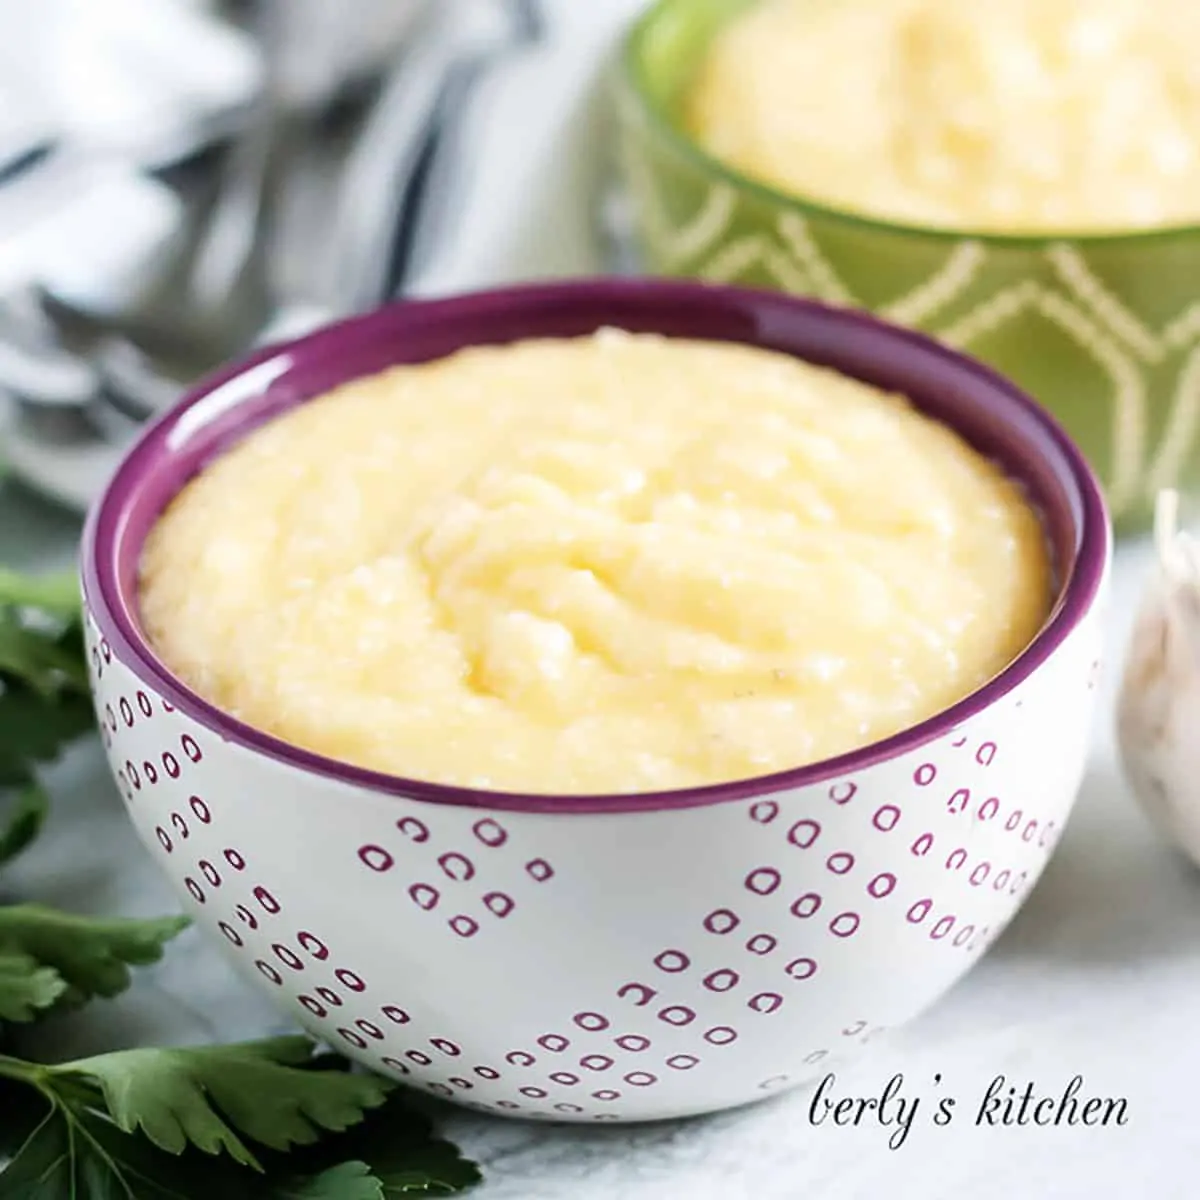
[403,0,649,298]
[0,157,184,310]
[0,0,258,308]
[0,0,259,167]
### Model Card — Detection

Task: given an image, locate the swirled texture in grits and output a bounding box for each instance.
[139,331,1051,793]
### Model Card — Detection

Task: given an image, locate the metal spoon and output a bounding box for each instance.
[5,0,546,496]
[0,288,99,444]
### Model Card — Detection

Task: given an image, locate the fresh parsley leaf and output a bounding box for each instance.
[0,951,66,1022]
[0,1076,38,1151]
[64,1037,393,1171]
[0,622,88,699]
[0,1053,477,1198]
[0,906,190,1009]
[275,1162,383,1200]
[282,1094,483,1196]
[0,1108,386,1200]
[0,564,93,803]
[0,568,88,700]
[0,686,97,792]
[5,1121,392,1198]
[372,1147,481,1196]
[0,782,48,866]
[0,1103,70,1199]
[0,1100,222,1199]
[0,568,81,622]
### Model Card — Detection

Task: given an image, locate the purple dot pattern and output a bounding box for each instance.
[354,809,558,942]
[83,596,1099,1123]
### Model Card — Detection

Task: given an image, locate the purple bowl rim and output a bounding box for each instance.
[81,277,1110,815]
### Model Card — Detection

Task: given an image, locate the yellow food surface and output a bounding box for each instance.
[140,332,1051,794]
[686,0,1200,232]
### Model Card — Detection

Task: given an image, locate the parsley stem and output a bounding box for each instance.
[0,1054,104,1114]
[0,1052,40,1086]
[0,567,81,617]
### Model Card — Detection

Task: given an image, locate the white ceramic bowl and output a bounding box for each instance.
[81,280,1110,1124]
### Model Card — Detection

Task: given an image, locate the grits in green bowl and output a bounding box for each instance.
[616,0,1200,533]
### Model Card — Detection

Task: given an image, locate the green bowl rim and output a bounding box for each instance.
[620,0,1200,249]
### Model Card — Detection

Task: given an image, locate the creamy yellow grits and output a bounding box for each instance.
[686,0,1200,233]
[140,331,1050,793]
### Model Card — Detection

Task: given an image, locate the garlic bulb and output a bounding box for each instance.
[1116,489,1200,864]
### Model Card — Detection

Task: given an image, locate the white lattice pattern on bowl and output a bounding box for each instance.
[623,154,1200,521]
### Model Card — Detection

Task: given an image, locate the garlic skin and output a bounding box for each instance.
[1116,490,1200,865]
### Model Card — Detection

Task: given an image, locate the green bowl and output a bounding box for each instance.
[615,0,1200,533]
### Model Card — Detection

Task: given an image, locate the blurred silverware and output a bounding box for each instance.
[0,0,559,511]
[0,156,184,450]
[0,0,264,170]
[0,289,100,448]
[92,0,541,420]
[0,290,96,407]
[0,151,185,307]
[85,0,295,425]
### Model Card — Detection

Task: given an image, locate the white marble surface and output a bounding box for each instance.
[3,474,1199,1198]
